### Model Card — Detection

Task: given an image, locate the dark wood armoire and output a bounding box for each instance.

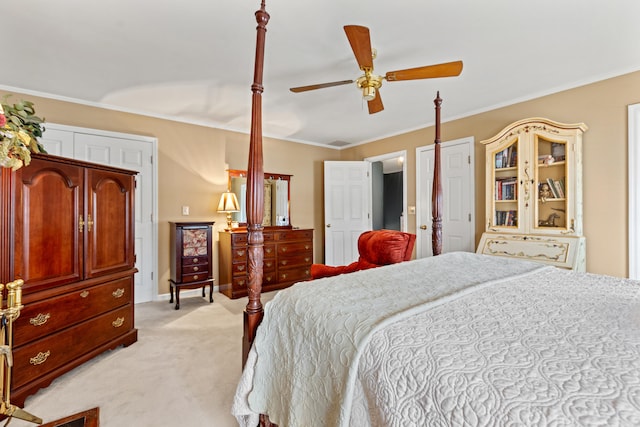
[0,153,137,407]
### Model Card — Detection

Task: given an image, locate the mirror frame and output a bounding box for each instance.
[227,169,292,229]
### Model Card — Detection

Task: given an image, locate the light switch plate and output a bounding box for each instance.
[182,206,190,215]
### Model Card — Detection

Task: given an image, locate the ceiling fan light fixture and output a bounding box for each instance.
[362,86,376,101]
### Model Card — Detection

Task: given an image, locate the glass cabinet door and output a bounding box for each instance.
[534,135,568,232]
[491,139,519,229]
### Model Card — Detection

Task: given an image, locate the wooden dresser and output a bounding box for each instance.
[169,221,215,309]
[218,228,313,299]
[0,153,137,407]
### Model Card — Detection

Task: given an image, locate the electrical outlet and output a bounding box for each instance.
[182,206,190,216]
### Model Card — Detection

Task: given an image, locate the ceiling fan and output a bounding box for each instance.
[289,25,463,114]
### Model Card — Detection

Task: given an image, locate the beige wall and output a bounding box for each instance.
[341,70,640,277]
[3,69,639,294]
[0,89,341,296]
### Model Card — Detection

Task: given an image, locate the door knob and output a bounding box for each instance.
[420,225,427,230]
[326,224,331,228]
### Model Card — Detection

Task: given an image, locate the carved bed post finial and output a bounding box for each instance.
[243,0,270,368]
[432,91,443,256]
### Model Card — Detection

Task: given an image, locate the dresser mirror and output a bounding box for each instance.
[227,169,292,228]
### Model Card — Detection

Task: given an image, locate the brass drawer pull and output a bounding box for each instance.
[281,260,288,266]
[112,288,125,298]
[237,250,245,257]
[29,313,51,326]
[265,248,272,254]
[238,265,245,271]
[112,317,125,328]
[305,257,310,262]
[193,266,199,272]
[80,290,90,298]
[193,275,199,280]
[30,351,51,366]
[192,258,199,264]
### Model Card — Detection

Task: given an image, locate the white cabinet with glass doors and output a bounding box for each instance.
[476,118,588,270]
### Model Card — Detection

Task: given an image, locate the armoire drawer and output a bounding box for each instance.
[14,277,132,347]
[12,305,133,389]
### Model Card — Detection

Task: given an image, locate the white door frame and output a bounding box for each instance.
[629,103,640,279]
[364,150,408,232]
[415,137,475,258]
[42,123,159,301]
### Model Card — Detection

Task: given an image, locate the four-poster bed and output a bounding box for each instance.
[235,2,640,426]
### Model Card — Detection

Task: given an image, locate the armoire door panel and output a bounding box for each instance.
[85,169,135,278]
[14,159,83,291]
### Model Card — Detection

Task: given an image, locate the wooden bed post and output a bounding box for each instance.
[432,92,443,256]
[242,0,270,368]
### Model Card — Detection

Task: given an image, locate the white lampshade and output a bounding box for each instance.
[218,191,240,231]
[217,191,240,213]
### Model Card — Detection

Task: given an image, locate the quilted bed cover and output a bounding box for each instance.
[233,252,640,426]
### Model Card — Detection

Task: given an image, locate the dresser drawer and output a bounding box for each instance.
[13,305,133,389]
[181,263,209,275]
[181,272,210,283]
[275,230,313,241]
[264,244,276,258]
[278,241,313,256]
[232,247,248,260]
[232,276,247,288]
[231,233,248,245]
[232,262,247,276]
[278,253,313,268]
[263,258,276,271]
[278,267,311,283]
[182,256,208,266]
[14,277,132,347]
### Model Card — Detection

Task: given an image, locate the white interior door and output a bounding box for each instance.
[416,137,475,258]
[40,124,156,303]
[323,161,371,266]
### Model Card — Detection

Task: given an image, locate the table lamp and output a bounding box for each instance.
[217,190,240,230]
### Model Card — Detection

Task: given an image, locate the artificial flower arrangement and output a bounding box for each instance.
[0,96,47,170]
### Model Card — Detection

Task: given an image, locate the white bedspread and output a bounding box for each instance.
[233,252,640,427]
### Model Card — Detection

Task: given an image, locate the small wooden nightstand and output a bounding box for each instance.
[169,221,215,309]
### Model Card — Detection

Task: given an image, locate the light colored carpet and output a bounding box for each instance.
[11,291,276,427]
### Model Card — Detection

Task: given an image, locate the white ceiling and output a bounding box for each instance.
[4,0,640,148]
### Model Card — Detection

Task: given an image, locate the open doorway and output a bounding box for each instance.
[366,151,407,232]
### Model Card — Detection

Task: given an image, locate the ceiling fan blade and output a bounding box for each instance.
[385,61,463,81]
[368,90,384,114]
[344,25,374,70]
[290,79,354,93]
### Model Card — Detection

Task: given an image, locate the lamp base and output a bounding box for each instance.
[225,213,233,231]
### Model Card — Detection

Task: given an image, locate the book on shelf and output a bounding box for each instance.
[495,146,517,169]
[544,177,565,199]
[495,209,517,226]
[495,177,517,200]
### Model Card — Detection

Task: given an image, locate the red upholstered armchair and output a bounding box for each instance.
[311,229,416,279]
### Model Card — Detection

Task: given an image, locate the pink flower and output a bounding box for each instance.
[0,114,6,128]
